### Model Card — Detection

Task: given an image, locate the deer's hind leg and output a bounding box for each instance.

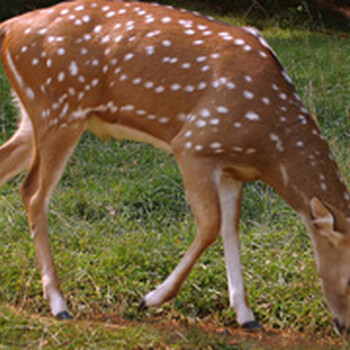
[0,103,33,187]
[20,121,85,319]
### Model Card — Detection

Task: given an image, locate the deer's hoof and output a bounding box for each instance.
[242,320,263,331]
[138,299,148,313]
[56,311,72,320]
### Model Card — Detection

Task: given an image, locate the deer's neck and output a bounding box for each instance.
[261,132,350,219]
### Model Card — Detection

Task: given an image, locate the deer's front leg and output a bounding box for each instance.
[218,177,261,329]
[142,156,221,308]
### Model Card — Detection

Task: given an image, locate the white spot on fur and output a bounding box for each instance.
[200,109,211,118]
[243,91,254,99]
[124,53,135,61]
[217,106,229,114]
[162,40,172,47]
[106,11,116,18]
[155,86,165,93]
[171,83,181,91]
[69,61,79,76]
[26,88,35,100]
[57,48,65,55]
[245,111,260,121]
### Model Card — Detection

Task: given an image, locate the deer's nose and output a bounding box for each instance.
[333,318,344,335]
[333,318,350,337]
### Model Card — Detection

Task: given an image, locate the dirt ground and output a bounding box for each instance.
[91,313,347,349]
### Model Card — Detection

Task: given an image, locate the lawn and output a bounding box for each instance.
[0,2,350,349]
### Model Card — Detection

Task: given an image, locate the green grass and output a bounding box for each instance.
[1,5,350,349]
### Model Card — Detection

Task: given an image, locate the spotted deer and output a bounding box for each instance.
[1,0,350,334]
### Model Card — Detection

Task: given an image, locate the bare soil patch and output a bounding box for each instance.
[89,312,346,349]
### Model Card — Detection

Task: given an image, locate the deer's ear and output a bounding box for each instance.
[309,197,345,247]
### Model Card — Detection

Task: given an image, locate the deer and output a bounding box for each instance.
[0,0,350,335]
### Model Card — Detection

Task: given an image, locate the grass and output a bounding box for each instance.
[1,3,350,349]
[0,305,235,349]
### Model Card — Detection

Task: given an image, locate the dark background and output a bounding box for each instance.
[0,0,349,31]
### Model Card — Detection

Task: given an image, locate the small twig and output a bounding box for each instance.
[244,0,266,17]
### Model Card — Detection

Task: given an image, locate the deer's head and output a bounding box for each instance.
[310,197,350,335]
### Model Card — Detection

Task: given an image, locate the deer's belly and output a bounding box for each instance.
[87,115,172,152]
